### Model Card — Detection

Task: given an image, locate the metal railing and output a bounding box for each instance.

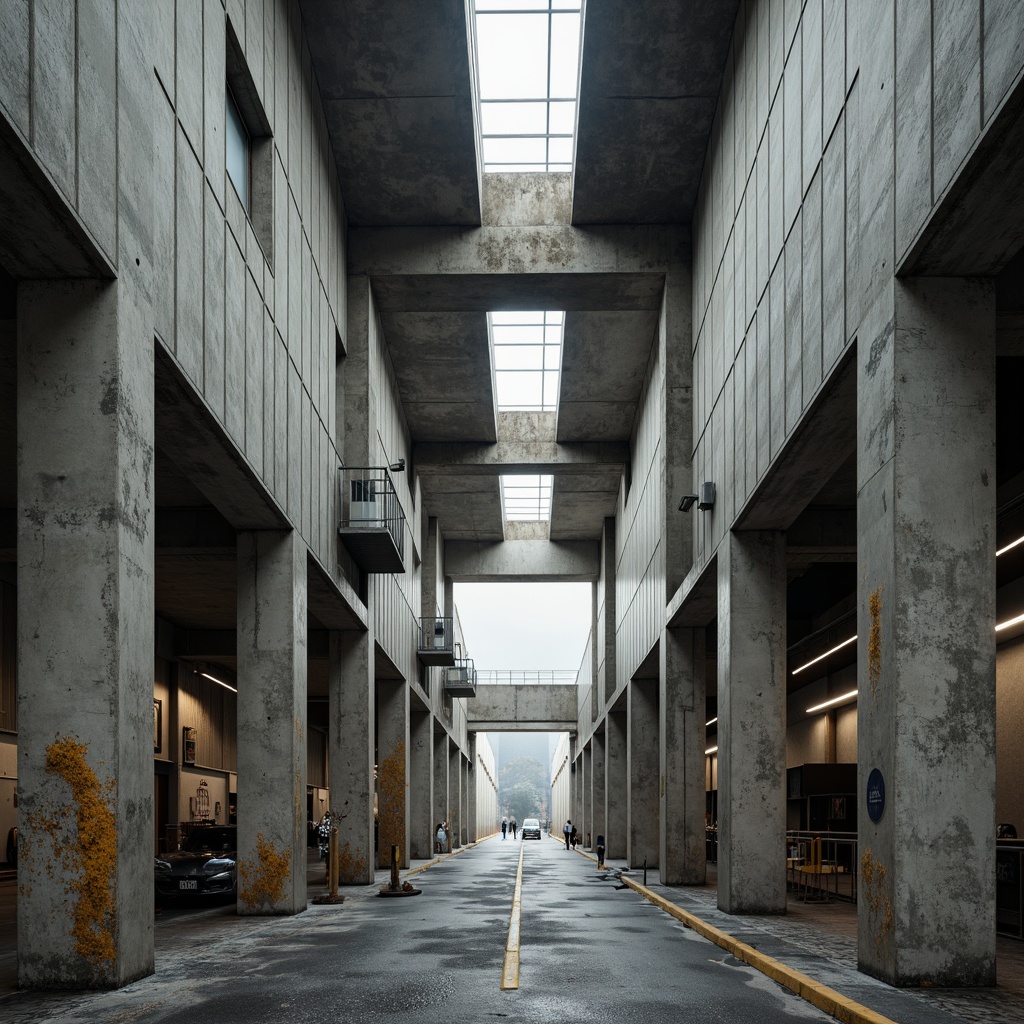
[337,466,405,560]
[475,669,577,686]
[416,617,454,659]
[785,830,858,902]
[998,841,1024,937]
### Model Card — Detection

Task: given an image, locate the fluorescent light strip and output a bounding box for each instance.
[791,634,857,675]
[996,612,1024,632]
[705,717,718,727]
[806,689,858,714]
[705,745,718,755]
[997,535,1024,557]
[201,671,237,694]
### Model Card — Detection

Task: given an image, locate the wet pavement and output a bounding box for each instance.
[0,839,1021,1023]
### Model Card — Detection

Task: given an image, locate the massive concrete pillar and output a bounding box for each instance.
[329,629,375,883]
[376,680,409,868]
[605,708,628,859]
[433,729,449,850]
[467,735,478,842]
[661,626,706,884]
[409,708,433,858]
[857,278,996,985]
[599,519,617,705]
[236,530,307,914]
[628,679,659,869]
[448,742,462,848]
[17,279,155,987]
[591,731,606,851]
[582,743,593,845]
[717,531,786,914]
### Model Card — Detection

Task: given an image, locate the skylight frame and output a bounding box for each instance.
[501,474,554,521]
[490,310,564,413]
[473,0,583,174]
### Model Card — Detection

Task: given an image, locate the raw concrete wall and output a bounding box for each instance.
[467,685,578,731]
[997,635,1024,832]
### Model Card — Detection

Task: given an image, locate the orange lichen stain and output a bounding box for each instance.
[377,741,406,869]
[868,585,884,700]
[336,840,368,884]
[238,832,291,909]
[36,736,118,968]
[861,848,894,959]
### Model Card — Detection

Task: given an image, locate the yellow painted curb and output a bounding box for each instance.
[620,876,898,1024]
[402,839,481,879]
[501,841,525,990]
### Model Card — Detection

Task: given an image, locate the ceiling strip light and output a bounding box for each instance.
[996,612,1024,633]
[997,535,1024,557]
[791,634,857,675]
[705,717,718,727]
[705,745,718,755]
[806,689,858,714]
[201,671,238,694]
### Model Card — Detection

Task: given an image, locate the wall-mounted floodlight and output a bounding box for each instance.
[389,458,406,473]
[679,494,698,512]
[697,482,716,511]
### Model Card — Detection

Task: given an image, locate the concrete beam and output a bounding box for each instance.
[415,440,629,476]
[467,684,578,731]
[445,539,600,582]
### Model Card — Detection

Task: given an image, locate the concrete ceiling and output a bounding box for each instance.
[298,0,481,226]
[571,0,741,224]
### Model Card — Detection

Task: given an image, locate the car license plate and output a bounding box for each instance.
[179,879,198,891]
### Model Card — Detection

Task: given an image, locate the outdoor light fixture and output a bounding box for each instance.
[697,482,716,511]
[791,635,857,675]
[706,717,718,727]
[389,458,406,473]
[705,745,718,755]
[679,494,698,512]
[806,689,858,714]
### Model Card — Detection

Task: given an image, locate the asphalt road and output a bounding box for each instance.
[0,836,833,1023]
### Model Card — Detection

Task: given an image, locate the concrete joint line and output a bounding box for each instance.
[501,842,525,991]
[620,877,898,1024]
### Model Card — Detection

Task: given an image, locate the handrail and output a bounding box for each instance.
[476,669,577,686]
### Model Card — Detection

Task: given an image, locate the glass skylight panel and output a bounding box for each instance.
[490,310,564,412]
[473,0,583,173]
[502,475,553,521]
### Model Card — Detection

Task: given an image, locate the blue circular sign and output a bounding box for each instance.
[867,768,885,823]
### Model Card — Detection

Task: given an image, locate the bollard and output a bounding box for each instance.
[329,826,340,898]
[391,844,400,890]
[643,857,647,887]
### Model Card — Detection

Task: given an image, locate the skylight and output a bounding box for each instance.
[473,0,583,173]
[491,310,563,412]
[502,474,553,520]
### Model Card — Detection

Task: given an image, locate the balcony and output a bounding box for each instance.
[417,617,455,666]
[338,467,406,573]
[444,656,477,698]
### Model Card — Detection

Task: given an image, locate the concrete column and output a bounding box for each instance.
[17,279,155,987]
[628,679,659,869]
[582,743,593,845]
[605,708,628,859]
[661,626,706,884]
[461,755,470,844]
[857,278,996,985]
[467,735,478,842]
[574,748,585,841]
[329,629,375,883]
[236,530,308,915]
[599,519,617,705]
[448,743,461,848]
[433,729,449,849]
[409,708,433,858]
[591,731,606,851]
[717,530,786,914]
[376,680,409,868]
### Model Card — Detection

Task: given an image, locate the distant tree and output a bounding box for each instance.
[504,781,540,823]
[500,757,550,821]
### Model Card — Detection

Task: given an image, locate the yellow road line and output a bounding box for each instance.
[621,876,898,1024]
[501,841,525,990]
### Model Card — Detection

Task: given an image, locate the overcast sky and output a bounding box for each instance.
[454,581,592,670]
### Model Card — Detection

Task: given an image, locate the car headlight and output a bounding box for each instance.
[202,858,234,875]
[155,859,171,873]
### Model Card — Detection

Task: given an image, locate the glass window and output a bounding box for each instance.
[225,88,249,210]
[501,474,553,521]
[490,310,564,412]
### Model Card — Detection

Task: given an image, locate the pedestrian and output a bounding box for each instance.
[563,819,572,850]
[595,834,605,868]
[570,823,578,849]
[501,815,508,840]
[435,822,447,854]
[510,816,517,840]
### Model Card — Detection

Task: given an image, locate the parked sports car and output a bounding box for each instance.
[521,818,542,840]
[155,825,237,903]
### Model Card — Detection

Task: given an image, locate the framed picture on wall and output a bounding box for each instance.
[183,726,197,766]
[153,698,162,754]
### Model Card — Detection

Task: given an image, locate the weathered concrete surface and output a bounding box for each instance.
[660,626,706,885]
[482,173,572,227]
[433,728,449,849]
[606,709,628,860]
[409,708,433,859]
[856,277,996,986]
[591,732,607,852]
[236,530,308,915]
[627,678,659,868]
[376,680,409,868]
[17,278,155,987]
[717,531,786,915]
[414,438,629,476]
[447,743,461,849]
[467,685,579,732]
[446,539,599,582]
[329,629,375,883]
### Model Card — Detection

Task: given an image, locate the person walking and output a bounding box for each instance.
[570,823,579,849]
[435,822,447,854]
[563,819,572,850]
[501,816,508,840]
[510,816,517,840]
